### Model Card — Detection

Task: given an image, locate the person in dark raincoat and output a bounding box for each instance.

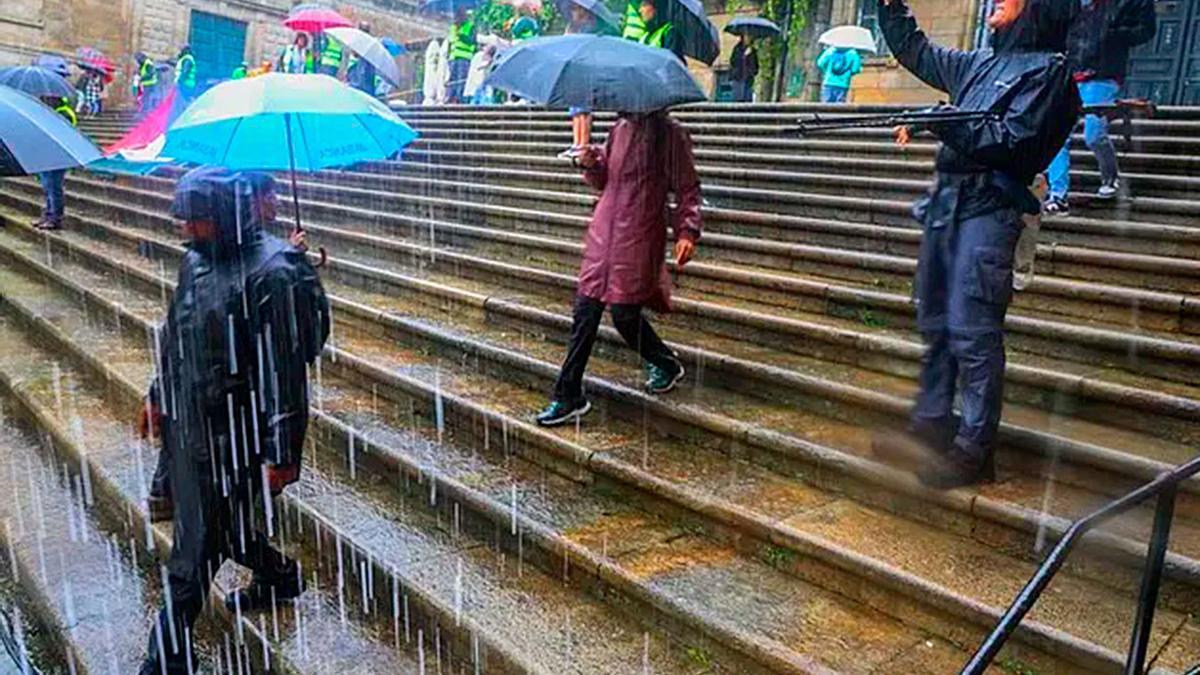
[536,110,702,427]
[871,0,1080,489]
[137,167,329,675]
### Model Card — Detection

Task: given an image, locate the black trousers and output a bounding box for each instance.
[553,295,677,403]
[142,460,296,674]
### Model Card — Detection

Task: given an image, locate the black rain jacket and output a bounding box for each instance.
[879,0,1082,221]
[1068,0,1156,82]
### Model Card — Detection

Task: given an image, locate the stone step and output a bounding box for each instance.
[0,205,982,674]
[0,386,218,675]
[2,196,1200,667]
[0,218,785,674]
[43,171,1200,379]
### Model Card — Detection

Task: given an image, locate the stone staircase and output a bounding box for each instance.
[0,103,1196,673]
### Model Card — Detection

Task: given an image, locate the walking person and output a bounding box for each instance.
[174,45,198,102]
[729,34,758,103]
[1042,0,1156,216]
[76,70,104,116]
[137,168,329,674]
[536,110,702,426]
[32,96,77,231]
[279,33,315,74]
[816,44,861,103]
[447,6,478,103]
[870,0,1080,489]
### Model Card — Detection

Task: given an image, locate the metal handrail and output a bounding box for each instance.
[962,454,1200,674]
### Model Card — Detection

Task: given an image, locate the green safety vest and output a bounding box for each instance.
[54,100,77,127]
[642,22,673,49]
[176,53,196,88]
[320,36,343,67]
[139,59,158,86]
[231,65,247,79]
[621,1,646,41]
[448,20,477,61]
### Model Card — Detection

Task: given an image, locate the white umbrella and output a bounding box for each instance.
[325,27,402,86]
[818,25,878,54]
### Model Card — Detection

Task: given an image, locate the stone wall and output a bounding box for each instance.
[1,0,444,107]
[819,0,980,104]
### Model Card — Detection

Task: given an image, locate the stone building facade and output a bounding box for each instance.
[1,0,444,105]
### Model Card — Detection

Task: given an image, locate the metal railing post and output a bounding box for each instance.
[1124,484,1177,675]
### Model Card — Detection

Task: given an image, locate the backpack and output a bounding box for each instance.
[829,50,852,76]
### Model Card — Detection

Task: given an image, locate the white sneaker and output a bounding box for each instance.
[1096,178,1121,201]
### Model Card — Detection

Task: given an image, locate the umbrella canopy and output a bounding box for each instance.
[283,7,353,32]
[485,35,705,112]
[818,25,878,53]
[0,66,76,99]
[0,85,101,176]
[288,2,324,14]
[76,47,114,70]
[421,0,481,15]
[554,0,620,31]
[325,27,402,86]
[380,37,408,56]
[162,73,418,171]
[33,54,71,77]
[661,0,720,65]
[724,16,780,39]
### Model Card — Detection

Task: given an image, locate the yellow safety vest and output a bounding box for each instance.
[449,20,477,61]
[139,59,158,86]
[54,101,77,127]
[176,53,196,88]
[642,22,673,49]
[622,1,646,41]
[320,36,343,67]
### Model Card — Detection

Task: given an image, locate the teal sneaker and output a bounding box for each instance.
[535,399,592,427]
[644,357,686,395]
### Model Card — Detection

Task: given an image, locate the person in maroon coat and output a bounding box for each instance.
[536,110,703,427]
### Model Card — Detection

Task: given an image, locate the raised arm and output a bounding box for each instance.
[878,0,976,96]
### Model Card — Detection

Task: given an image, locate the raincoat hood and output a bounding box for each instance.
[991,0,1079,53]
[171,166,261,257]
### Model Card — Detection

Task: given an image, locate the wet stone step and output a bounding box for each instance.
[6,194,1200,614]
[0,186,1156,667]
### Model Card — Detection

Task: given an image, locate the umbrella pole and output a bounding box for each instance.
[284,113,303,234]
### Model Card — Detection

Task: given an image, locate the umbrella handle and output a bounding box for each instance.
[316,245,327,268]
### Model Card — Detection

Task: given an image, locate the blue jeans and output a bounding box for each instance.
[39,170,65,221]
[1046,79,1121,199]
[448,58,471,103]
[912,207,1022,460]
[821,84,848,103]
[731,80,753,102]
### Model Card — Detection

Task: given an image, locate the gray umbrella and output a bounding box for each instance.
[485,35,706,112]
[0,66,75,99]
[324,27,401,86]
[554,0,620,32]
[0,85,100,176]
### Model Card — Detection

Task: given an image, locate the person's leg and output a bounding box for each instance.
[1045,140,1071,203]
[1079,79,1122,193]
[40,170,65,228]
[826,86,848,103]
[909,222,956,446]
[609,304,683,393]
[580,113,592,146]
[551,295,606,404]
[222,476,302,611]
[926,208,1022,488]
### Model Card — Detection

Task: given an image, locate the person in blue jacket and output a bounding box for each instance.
[816,45,862,102]
[871,0,1080,489]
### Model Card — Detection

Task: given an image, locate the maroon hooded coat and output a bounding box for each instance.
[577,113,702,313]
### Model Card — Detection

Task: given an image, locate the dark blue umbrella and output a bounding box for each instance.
[33,54,71,77]
[0,66,75,99]
[554,0,620,32]
[421,0,481,15]
[484,35,706,112]
[0,85,100,176]
[664,0,720,65]
[724,16,780,39]
[380,37,408,56]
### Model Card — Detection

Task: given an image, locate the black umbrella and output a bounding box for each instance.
[0,66,75,99]
[724,16,780,39]
[663,0,720,65]
[485,35,706,112]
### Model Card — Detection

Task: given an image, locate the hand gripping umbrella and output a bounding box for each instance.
[0,85,101,176]
[162,73,419,263]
